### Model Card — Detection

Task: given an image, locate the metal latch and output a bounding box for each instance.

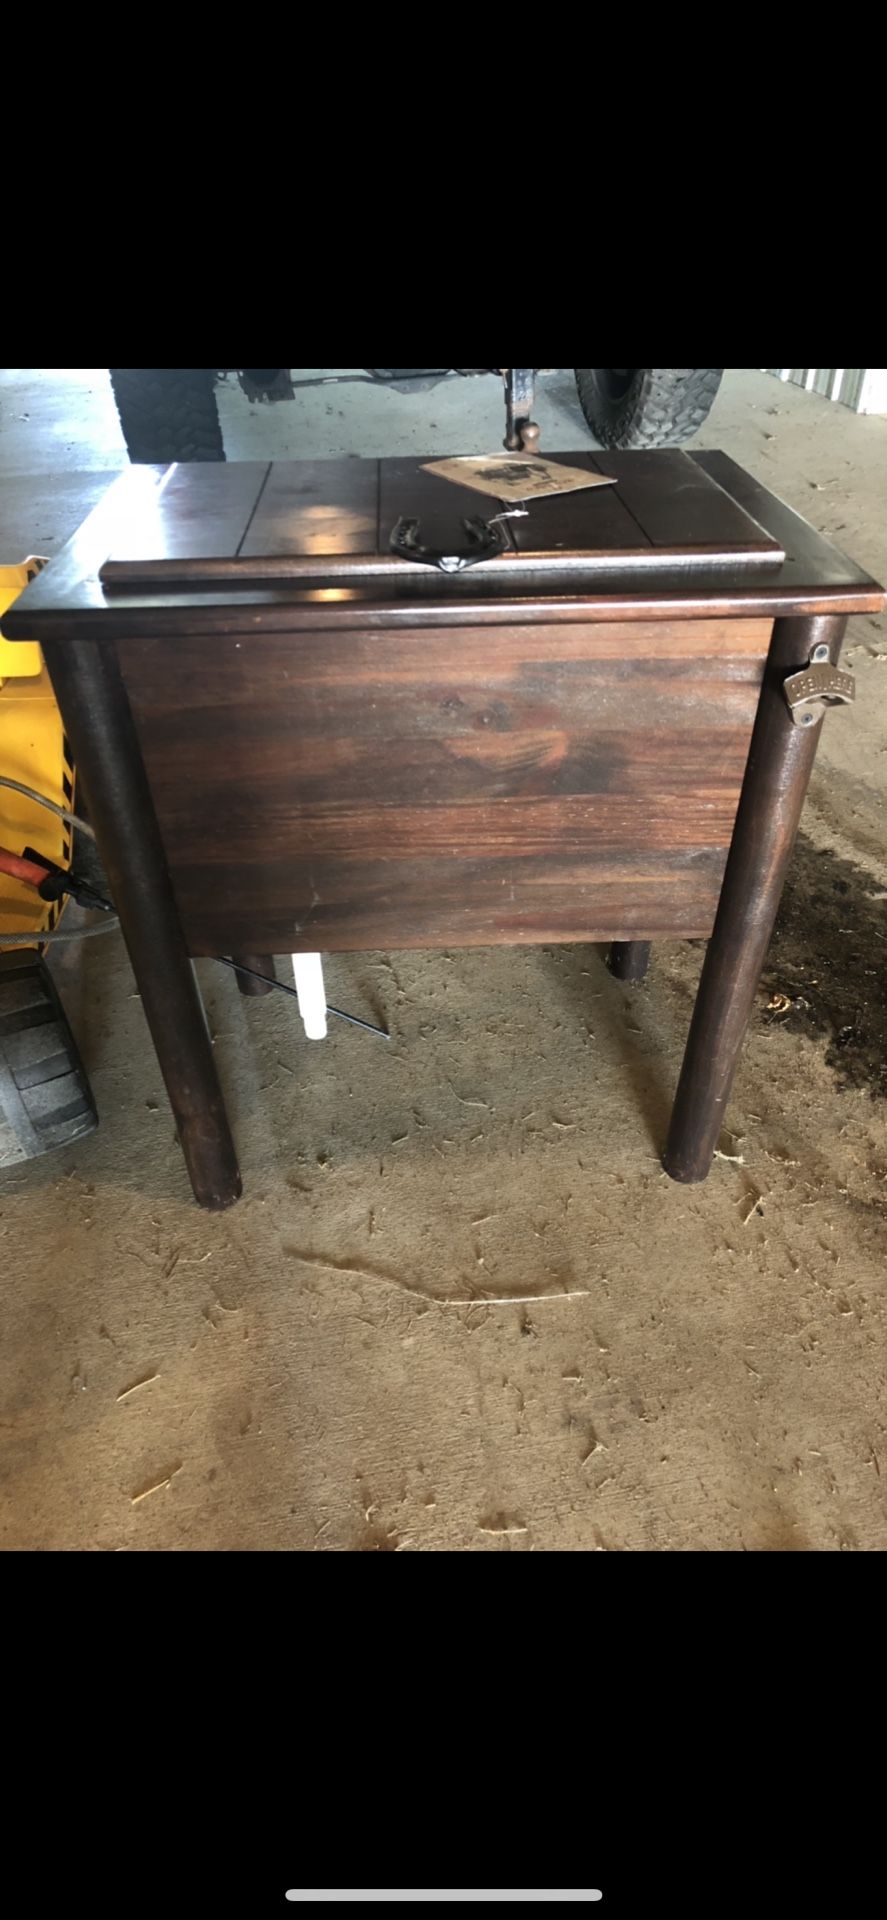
[783,643,855,727]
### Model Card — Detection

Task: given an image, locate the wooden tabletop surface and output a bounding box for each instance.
[3,450,884,639]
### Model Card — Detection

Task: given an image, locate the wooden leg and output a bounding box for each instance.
[231,953,276,997]
[43,638,242,1210]
[608,941,651,983]
[663,613,847,1183]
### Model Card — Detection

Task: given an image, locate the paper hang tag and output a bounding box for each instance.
[422,454,618,504]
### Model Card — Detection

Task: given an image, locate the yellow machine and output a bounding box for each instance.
[0,561,97,1164]
[0,558,74,941]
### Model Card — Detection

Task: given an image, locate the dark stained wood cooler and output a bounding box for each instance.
[3,449,882,1209]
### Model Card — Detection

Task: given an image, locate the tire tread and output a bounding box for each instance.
[109,368,225,463]
[574,368,723,449]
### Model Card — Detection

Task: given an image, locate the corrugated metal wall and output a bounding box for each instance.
[763,369,887,413]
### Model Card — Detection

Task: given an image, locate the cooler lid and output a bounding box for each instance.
[97,449,786,591]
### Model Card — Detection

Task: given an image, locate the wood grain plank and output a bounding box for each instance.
[126,662,764,755]
[118,618,772,699]
[690,450,879,590]
[127,725,757,808]
[172,849,733,953]
[159,793,752,865]
[600,451,783,555]
[240,459,379,557]
[103,462,270,561]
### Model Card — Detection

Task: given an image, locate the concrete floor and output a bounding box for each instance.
[1,368,885,1552]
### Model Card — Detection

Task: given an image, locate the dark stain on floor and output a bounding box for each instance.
[762,832,886,1096]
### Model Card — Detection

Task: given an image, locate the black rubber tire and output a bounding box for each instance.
[574,368,724,449]
[0,951,97,1167]
[109,368,225,463]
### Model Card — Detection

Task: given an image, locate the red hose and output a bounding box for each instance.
[0,845,49,889]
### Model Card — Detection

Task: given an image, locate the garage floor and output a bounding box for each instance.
[1,369,885,1551]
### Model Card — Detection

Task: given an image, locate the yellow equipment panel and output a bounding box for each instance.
[0,559,73,944]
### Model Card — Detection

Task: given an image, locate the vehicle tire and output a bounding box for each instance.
[0,950,97,1166]
[574,368,724,448]
[109,368,225,463]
